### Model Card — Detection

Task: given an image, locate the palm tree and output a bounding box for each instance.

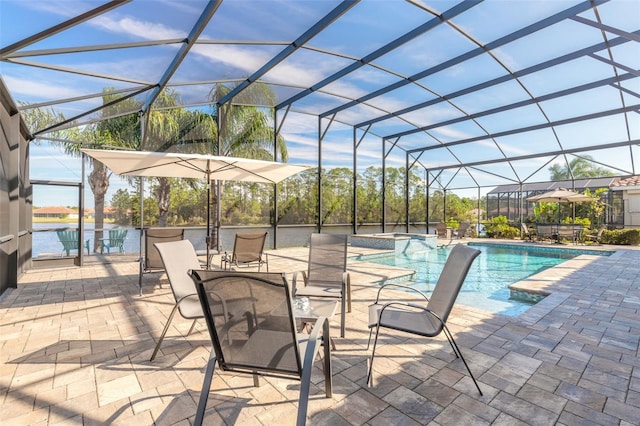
[87,91,142,250]
[143,89,217,226]
[208,82,288,240]
[549,156,615,181]
[211,82,287,160]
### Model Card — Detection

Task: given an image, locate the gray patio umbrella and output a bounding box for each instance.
[81,148,310,266]
[526,188,593,223]
[526,188,593,203]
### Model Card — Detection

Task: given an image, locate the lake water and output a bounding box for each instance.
[31,223,362,258]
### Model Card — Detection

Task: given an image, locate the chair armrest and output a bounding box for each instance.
[373,283,430,304]
[370,301,445,332]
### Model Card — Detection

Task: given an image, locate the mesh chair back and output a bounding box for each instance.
[457,222,470,238]
[191,270,302,377]
[307,233,347,288]
[145,228,184,269]
[155,240,203,319]
[232,232,268,265]
[427,244,480,325]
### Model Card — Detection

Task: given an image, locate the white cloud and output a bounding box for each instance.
[92,15,187,40]
[4,75,85,100]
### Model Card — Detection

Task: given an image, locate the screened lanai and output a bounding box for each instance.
[1,0,639,288]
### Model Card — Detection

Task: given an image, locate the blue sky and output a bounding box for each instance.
[2,0,639,206]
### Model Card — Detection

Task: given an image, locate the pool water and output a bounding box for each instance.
[359,243,605,316]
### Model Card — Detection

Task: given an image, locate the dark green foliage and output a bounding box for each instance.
[485,215,519,239]
[601,229,640,245]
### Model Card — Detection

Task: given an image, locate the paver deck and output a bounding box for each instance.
[1,239,639,425]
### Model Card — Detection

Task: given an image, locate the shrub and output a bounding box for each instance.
[485,215,519,239]
[601,229,640,245]
[561,216,591,229]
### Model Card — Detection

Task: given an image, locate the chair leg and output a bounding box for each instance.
[340,298,346,338]
[298,319,332,426]
[442,330,459,358]
[322,320,332,398]
[186,319,197,336]
[150,304,180,361]
[366,324,382,386]
[194,350,217,426]
[138,258,144,296]
[366,328,373,350]
[443,325,483,396]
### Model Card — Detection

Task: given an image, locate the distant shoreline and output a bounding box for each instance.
[32,217,110,224]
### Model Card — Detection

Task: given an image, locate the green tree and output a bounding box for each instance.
[89,90,142,250]
[549,156,615,180]
[357,166,382,224]
[322,167,353,224]
[408,169,427,224]
[144,90,217,226]
[211,82,288,229]
[278,169,318,225]
[110,189,134,225]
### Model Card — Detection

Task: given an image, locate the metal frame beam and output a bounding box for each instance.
[321,0,607,118]
[0,0,130,57]
[218,0,358,107]
[407,103,640,155]
[140,0,222,114]
[387,72,636,139]
[276,0,480,110]
[355,31,638,128]
[424,138,639,173]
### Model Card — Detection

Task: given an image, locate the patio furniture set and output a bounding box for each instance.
[521,223,605,245]
[435,221,471,239]
[145,232,481,425]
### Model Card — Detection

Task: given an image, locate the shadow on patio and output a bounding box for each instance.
[1,244,639,424]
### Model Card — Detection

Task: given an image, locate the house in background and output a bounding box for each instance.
[32,206,78,219]
[610,176,640,227]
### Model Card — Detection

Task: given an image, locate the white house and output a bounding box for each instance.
[610,176,640,227]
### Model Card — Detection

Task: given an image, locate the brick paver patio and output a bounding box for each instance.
[1,240,639,425]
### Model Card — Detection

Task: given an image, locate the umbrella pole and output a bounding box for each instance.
[206,178,211,269]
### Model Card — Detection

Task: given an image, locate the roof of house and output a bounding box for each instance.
[610,176,640,190]
[487,177,620,195]
[33,206,77,214]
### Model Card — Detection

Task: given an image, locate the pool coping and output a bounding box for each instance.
[467,240,615,301]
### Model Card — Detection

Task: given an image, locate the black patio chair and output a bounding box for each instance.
[190,270,332,426]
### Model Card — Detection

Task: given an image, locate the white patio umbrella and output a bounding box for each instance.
[81,149,310,265]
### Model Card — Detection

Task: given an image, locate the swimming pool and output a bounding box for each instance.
[357,243,611,316]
